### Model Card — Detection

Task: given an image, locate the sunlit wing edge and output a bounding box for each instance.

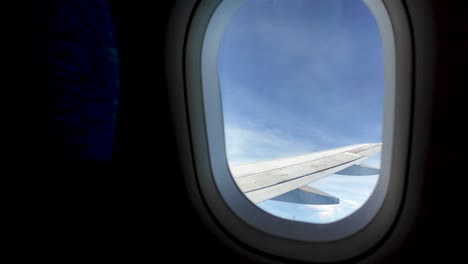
[230,143,382,204]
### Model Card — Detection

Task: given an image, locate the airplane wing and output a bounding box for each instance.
[230,143,382,204]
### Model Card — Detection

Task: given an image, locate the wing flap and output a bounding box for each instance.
[335,163,380,176]
[271,185,339,205]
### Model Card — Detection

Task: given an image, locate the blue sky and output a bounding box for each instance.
[218,0,383,223]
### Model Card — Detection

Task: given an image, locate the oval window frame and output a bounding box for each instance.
[168,0,414,262]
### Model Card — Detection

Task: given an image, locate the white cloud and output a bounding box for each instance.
[224,123,317,165]
[258,198,362,224]
[305,199,363,222]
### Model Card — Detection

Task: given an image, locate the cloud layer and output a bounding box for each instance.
[258,174,379,223]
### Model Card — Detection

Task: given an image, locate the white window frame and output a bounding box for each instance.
[166,0,415,262]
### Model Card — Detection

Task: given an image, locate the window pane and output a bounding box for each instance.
[219,0,383,223]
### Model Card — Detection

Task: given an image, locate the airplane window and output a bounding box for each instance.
[173,0,407,258]
[218,0,383,223]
